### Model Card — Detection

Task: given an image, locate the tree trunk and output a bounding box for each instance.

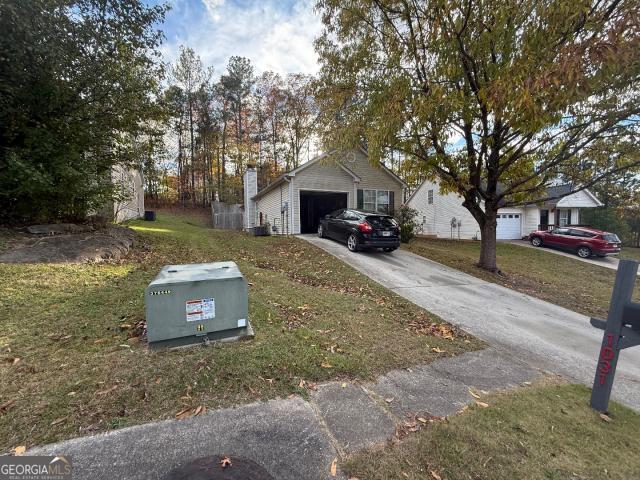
[189,100,196,208]
[478,212,498,272]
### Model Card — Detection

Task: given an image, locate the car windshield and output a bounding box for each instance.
[601,234,621,242]
[365,215,397,228]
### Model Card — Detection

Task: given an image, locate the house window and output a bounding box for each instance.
[363,189,377,212]
[559,209,572,226]
[427,189,434,205]
[377,190,390,214]
[362,189,391,214]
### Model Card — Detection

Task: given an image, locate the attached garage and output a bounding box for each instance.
[299,190,348,234]
[496,213,521,239]
[245,149,408,235]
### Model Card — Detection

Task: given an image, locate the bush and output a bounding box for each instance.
[581,208,633,245]
[394,204,419,243]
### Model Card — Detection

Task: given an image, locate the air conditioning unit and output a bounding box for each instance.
[145,261,253,349]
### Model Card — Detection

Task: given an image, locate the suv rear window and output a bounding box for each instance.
[601,234,621,243]
[365,215,397,228]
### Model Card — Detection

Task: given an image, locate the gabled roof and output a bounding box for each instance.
[252,149,406,200]
[407,179,602,208]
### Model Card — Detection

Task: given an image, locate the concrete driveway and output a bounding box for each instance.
[506,239,634,272]
[301,235,640,411]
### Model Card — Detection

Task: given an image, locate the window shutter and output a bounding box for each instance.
[357,189,363,209]
[389,190,395,214]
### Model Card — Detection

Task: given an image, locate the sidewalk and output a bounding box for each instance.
[28,348,540,480]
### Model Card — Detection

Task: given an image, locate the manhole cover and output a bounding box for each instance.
[164,455,275,480]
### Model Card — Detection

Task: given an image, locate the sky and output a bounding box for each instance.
[154,0,323,76]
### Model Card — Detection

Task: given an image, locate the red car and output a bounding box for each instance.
[529,226,622,258]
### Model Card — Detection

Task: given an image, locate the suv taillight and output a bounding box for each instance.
[358,221,373,233]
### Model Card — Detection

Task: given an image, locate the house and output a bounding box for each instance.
[111,165,144,222]
[243,149,407,235]
[407,180,603,240]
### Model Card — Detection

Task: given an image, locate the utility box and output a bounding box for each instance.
[145,261,253,349]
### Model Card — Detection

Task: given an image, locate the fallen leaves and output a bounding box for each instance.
[321,362,333,369]
[0,399,15,414]
[12,445,26,456]
[406,313,462,340]
[431,347,446,353]
[50,417,66,426]
[330,458,337,476]
[219,455,232,469]
[469,389,481,399]
[175,405,206,420]
[430,470,442,480]
[395,413,442,438]
[475,401,489,408]
[298,379,317,391]
[95,385,118,396]
[599,413,612,423]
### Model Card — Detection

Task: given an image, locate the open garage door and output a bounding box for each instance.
[300,191,348,234]
[496,213,522,239]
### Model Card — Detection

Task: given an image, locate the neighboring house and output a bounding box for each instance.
[407,180,603,240]
[243,148,407,235]
[111,165,144,222]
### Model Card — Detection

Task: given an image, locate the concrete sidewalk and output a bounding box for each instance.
[28,349,539,480]
[300,235,640,412]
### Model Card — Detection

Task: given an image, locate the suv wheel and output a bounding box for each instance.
[347,233,359,252]
[317,225,324,238]
[577,246,592,258]
[530,236,543,247]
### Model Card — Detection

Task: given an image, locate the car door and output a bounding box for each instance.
[545,228,569,247]
[325,209,344,239]
[552,228,573,249]
[565,229,585,250]
[337,210,359,241]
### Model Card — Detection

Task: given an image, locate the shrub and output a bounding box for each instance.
[394,204,419,243]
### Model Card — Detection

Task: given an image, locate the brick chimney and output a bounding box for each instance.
[243,166,257,230]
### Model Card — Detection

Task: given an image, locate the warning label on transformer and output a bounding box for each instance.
[185,298,215,322]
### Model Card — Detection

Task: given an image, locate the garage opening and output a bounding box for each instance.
[300,190,348,234]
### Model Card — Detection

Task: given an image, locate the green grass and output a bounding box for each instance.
[344,383,640,480]
[619,247,640,262]
[405,238,640,318]
[0,212,480,452]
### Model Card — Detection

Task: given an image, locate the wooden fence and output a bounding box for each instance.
[211,201,244,230]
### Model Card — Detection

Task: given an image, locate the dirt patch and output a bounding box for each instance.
[0,225,134,263]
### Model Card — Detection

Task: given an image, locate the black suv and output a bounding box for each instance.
[318,209,400,252]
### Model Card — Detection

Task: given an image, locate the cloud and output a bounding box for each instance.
[201,0,224,21]
[160,0,323,76]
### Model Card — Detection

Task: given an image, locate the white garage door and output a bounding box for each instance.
[496,213,521,239]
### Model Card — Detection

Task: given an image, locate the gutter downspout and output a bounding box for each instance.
[284,176,293,236]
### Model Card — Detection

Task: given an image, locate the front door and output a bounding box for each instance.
[540,209,549,229]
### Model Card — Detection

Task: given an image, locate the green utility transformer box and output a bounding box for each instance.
[145,261,253,349]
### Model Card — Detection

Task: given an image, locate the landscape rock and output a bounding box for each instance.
[26,223,94,235]
[0,225,134,264]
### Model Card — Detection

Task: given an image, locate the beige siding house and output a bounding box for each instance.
[243,149,407,235]
[112,165,144,223]
[408,179,602,240]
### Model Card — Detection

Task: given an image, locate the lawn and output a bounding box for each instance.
[344,382,640,480]
[0,212,480,452]
[405,238,640,319]
[619,246,640,262]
